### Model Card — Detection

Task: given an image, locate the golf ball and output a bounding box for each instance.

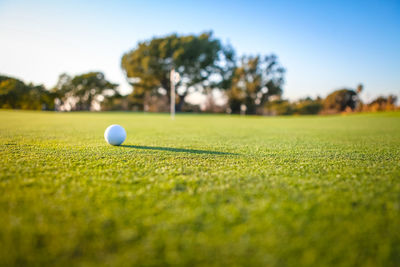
[104,124,126,146]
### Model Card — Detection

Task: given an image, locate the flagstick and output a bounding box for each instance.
[170,68,175,120]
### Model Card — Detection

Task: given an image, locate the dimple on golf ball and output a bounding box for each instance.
[104,124,126,146]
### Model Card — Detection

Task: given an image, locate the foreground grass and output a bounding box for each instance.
[0,110,399,266]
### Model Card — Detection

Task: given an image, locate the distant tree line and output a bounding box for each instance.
[0,31,398,115]
[0,75,56,110]
[264,85,398,115]
[0,72,119,112]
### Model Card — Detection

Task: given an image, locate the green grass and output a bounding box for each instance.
[1,110,400,266]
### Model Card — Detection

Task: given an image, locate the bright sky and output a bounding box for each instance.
[0,0,399,103]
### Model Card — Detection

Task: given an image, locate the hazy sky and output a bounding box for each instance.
[0,0,399,102]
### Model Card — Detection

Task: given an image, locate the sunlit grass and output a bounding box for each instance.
[0,110,399,266]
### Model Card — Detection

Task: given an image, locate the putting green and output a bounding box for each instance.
[1,110,399,266]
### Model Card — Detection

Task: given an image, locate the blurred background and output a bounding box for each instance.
[0,0,399,115]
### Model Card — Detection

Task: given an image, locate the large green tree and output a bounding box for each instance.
[53,72,118,111]
[121,32,235,111]
[323,88,359,112]
[227,55,285,114]
[0,75,55,110]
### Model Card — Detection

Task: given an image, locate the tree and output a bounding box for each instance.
[264,97,323,116]
[356,84,363,94]
[53,72,118,111]
[121,32,234,112]
[264,99,293,115]
[227,55,285,114]
[0,75,55,110]
[367,95,397,111]
[294,97,323,115]
[323,89,358,112]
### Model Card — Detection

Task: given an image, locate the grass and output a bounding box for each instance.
[0,110,399,266]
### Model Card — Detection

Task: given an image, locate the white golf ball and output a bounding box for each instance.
[104,124,126,146]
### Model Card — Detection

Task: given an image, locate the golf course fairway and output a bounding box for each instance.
[1,110,399,266]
